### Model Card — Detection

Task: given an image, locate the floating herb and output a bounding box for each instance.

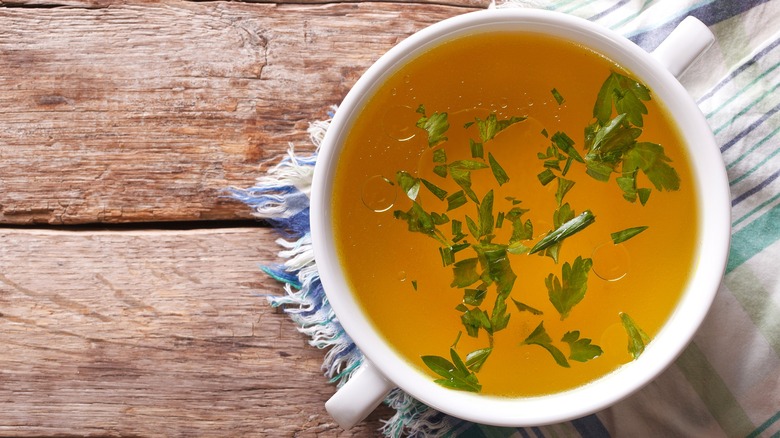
[422,179,448,201]
[620,312,650,359]
[512,298,543,315]
[530,210,595,255]
[546,256,593,320]
[611,226,649,244]
[416,104,450,147]
[488,152,510,186]
[521,321,570,368]
[421,349,482,392]
[551,88,565,105]
[561,330,603,362]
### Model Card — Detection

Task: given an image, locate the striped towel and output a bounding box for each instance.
[232,0,780,436]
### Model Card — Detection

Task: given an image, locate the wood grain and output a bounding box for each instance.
[0,0,486,225]
[0,227,393,436]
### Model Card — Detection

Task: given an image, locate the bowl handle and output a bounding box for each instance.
[325,360,395,429]
[652,16,715,78]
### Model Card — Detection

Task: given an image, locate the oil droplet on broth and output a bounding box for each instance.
[397,270,407,282]
[382,105,418,141]
[361,175,397,212]
[592,242,630,281]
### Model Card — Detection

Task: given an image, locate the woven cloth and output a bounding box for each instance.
[231,0,780,436]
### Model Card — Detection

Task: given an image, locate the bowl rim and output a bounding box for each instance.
[311,8,731,426]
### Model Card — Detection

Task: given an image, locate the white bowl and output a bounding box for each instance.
[311,8,730,429]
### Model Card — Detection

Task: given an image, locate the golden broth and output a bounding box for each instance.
[331,31,698,397]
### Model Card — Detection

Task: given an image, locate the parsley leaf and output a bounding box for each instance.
[555,177,576,206]
[488,152,510,186]
[470,139,484,159]
[460,306,491,337]
[416,105,450,147]
[446,190,468,211]
[451,257,480,288]
[561,330,603,362]
[537,169,556,186]
[463,287,487,306]
[421,179,448,201]
[471,113,527,143]
[623,142,680,192]
[611,226,648,244]
[477,190,495,240]
[449,160,488,203]
[551,88,565,105]
[593,71,650,127]
[421,350,482,392]
[521,321,570,368]
[512,298,543,315]
[396,171,420,200]
[620,312,650,359]
[479,244,516,297]
[530,210,595,255]
[546,256,593,320]
[465,347,492,372]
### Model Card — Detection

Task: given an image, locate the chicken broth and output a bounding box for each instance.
[331,31,698,396]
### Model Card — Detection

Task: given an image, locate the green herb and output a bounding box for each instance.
[433,148,447,163]
[465,347,493,372]
[551,131,584,163]
[421,349,482,392]
[541,128,549,138]
[433,165,448,178]
[507,241,530,255]
[393,202,433,235]
[561,330,603,362]
[530,210,595,255]
[449,160,488,203]
[593,71,650,127]
[446,191,468,211]
[623,142,681,192]
[411,280,418,291]
[477,190,495,240]
[421,179,448,201]
[451,257,480,288]
[638,188,651,205]
[512,298,543,315]
[495,211,505,229]
[537,169,556,186]
[546,256,593,320]
[551,88,565,105]
[544,159,561,171]
[620,312,650,359]
[463,287,487,306]
[521,322,570,367]
[396,171,420,200]
[465,216,479,240]
[470,113,527,143]
[439,246,455,267]
[506,207,533,244]
[611,226,649,244]
[478,244,517,296]
[555,177,575,206]
[470,139,484,159]
[488,152,510,186]
[489,293,511,333]
[431,212,449,225]
[460,306,491,337]
[416,105,450,147]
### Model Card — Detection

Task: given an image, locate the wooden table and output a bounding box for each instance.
[0,0,490,435]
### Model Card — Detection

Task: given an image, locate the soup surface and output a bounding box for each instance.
[331,31,698,396]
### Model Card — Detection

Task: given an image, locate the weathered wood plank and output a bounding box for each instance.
[0,1,486,225]
[0,227,392,436]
